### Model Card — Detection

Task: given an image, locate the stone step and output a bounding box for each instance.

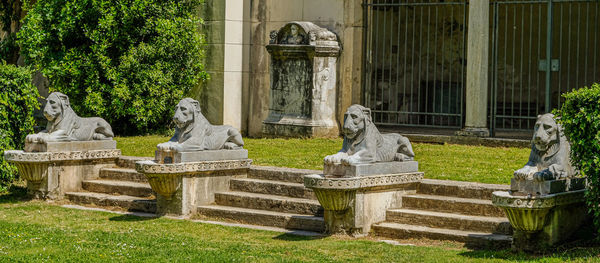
[65,192,156,213]
[82,180,153,198]
[402,194,505,217]
[372,222,512,249]
[214,191,323,216]
[386,209,512,235]
[418,179,510,199]
[117,156,153,169]
[99,167,148,182]
[248,165,321,184]
[196,205,325,232]
[229,178,316,199]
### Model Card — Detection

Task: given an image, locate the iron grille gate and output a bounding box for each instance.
[362,0,469,129]
[490,0,600,134]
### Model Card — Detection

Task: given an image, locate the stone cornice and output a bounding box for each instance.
[492,189,585,209]
[4,149,121,163]
[135,159,252,175]
[304,172,423,190]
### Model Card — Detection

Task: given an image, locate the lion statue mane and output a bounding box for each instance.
[25,92,114,143]
[157,98,244,152]
[514,113,576,181]
[324,104,414,165]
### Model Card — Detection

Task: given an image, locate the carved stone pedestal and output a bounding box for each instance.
[4,141,120,199]
[304,172,423,235]
[136,158,251,216]
[492,183,588,252]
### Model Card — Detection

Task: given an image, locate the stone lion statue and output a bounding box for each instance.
[25,92,114,143]
[514,113,576,181]
[324,104,414,165]
[157,98,244,152]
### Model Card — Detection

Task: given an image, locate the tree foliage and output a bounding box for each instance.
[0,63,39,190]
[18,0,208,134]
[557,83,600,235]
[0,0,23,63]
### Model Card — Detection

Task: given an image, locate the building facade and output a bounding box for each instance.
[195,0,600,138]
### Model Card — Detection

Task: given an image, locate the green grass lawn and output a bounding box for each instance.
[115,136,530,185]
[0,190,598,262]
[0,138,596,262]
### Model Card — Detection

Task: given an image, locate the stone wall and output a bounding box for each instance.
[190,0,251,132]
[246,0,364,136]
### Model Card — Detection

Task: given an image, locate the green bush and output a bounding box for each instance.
[0,0,22,63]
[557,83,600,234]
[0,63,39,191]
[18,0,208,135]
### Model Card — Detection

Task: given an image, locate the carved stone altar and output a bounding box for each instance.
[4,92,119,199]
[263,22,340,137]
[304,105,422,235]
[492,113,588,251]
[136,98,251,216]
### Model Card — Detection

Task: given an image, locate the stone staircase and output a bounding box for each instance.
[65,156,157,213]
[64,158,513,247]
[196,166,325,232]
[372,179,513,248]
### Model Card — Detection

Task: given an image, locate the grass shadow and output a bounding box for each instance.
[0,184,31,204]
[109,213,158,222]
[459,231,600,261]
[272,232,326,241]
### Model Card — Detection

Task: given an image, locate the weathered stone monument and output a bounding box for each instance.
[304,104,423,235]
[4,92,120,199]
[136,98,251,216]
[492,113,588,251]
[263,22,340,137]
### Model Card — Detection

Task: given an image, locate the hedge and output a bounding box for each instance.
[0,63,39,191]
[557,83,600,235]
[18,0,208,135]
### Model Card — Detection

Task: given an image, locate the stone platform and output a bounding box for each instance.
[4,141,121,199]
[24,140,116,152]
[65,160,514,247]
[492,188,588,251]
[155,149,248,164]
[304,172,423,235]
[135,158,252,216]
[510,177,586,196]
[323,161,418,177]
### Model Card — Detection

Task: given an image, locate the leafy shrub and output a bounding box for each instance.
[0,0,22,63]
[18,0,208,135]
[557,83,600,234]
[0,63,39,191]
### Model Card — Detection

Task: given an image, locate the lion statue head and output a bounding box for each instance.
[172,98,201,130]
[43,92,70,123]
[513,113,576,183]
[342,104,372,140]
[532,113,560,153]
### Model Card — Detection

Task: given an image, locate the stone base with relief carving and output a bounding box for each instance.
[304,171,423,235]
[4,141,120,199]
[136,152,252,216]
